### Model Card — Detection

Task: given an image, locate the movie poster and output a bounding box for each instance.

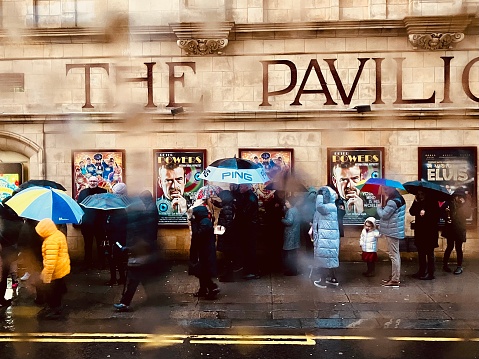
[419,147,477,225]
[0,163,22,201]
[154,150,206,225]
[72,150,125,200]
[239,149,293,224]
[327,148,384,225]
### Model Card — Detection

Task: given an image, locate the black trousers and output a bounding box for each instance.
[417,247,435,275]
[44,277,67,309]
[443,238,464,267]
[81,228,105,267]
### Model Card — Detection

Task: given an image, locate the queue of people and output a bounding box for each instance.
[0,178,474,319]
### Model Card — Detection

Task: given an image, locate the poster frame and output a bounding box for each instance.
[418,146,477,227]
[153,149,207,226]
[327,147,385,226]
[71,149,126,200]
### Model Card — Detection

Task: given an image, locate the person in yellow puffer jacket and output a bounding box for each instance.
[35,218,70,319]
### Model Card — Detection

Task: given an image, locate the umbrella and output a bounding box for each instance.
[402,180,452,201]
[356,178,406,193]
[196,184,223,200]
[80,193,133,210]
[16,179,66,192]
[265,176,308,192]
[5,186,84,224]
[199,157,269,184]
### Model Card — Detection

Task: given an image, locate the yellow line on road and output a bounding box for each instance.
[0,333,476,345]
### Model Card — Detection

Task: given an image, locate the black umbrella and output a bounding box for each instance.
[17,179,66,192]
[402,180,452,201]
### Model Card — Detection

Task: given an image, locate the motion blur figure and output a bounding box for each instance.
[114,190,161,312]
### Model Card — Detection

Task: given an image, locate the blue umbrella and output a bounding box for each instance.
[5,186,84,224]
[80,193,133,210]
[356,178,406,193]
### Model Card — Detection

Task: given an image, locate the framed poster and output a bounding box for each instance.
[327,148,384,225]
[154,149,206,225]
[0,163,23,201]
[239,148,293,223]
[419,147,477,226]
[72,150,125,200]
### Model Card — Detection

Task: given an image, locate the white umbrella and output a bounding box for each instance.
[199,157,269,184]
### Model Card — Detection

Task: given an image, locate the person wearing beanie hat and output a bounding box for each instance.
[359,217,380,277]
[112,183,127,195]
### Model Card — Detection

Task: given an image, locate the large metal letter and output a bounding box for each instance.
[66,63,109,109]
[292,59,336,106]
[324,58,369,105]
[393,58,435,104]
[462,57,479,102]
[166,62,196,108]
[124,62,157,108]
[260,60,297,106]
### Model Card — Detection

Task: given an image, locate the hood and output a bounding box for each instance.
[318,186,337,204]
[35,218,58,238]
[364,216,377,228]
[192,205,209,220]
[218,190,234,204]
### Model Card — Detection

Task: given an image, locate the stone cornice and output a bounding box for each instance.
[0,18,478,44]
[1,108,478,126]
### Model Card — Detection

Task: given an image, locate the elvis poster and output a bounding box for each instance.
[154,150,206,225]
[419,147,477,225]
[327,148,384,225]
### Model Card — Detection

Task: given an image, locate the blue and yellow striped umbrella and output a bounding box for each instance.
[5,186,84,224]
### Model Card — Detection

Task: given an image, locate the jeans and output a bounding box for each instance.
[386,236,401,282]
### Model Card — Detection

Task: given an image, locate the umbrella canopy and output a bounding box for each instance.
[265,176,308,192]
[80,193,133,210]
[402,180,452,201]
[356,178,406,193]
[196,184,223,200]
[199,157,269,184]
[17,179,66,192]
[5,186,83,224]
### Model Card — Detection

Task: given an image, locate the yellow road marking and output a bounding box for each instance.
[0,333,476,346]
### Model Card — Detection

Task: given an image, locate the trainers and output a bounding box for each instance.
[20,272,30,281]
[382,280,400,288]
[313,279,327,288]
[113,303,130,312]
[325,278,339,286]
[453,266,463,275]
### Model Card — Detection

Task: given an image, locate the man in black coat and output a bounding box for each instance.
[409,190,440,280]
[77,176,107,269]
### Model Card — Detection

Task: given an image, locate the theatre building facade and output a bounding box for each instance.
[0,0,477,261]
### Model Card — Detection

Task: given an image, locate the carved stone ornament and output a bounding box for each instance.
[170,22,234,56]
[408,32,465,50]
[177,38,228,56]
[403,15,472,51]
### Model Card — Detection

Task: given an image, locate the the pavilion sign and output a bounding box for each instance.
[64,56,479,109]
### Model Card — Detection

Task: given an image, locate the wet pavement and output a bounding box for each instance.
[3,259,479,331]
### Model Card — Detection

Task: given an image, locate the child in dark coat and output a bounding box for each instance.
[189,205,220,299]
